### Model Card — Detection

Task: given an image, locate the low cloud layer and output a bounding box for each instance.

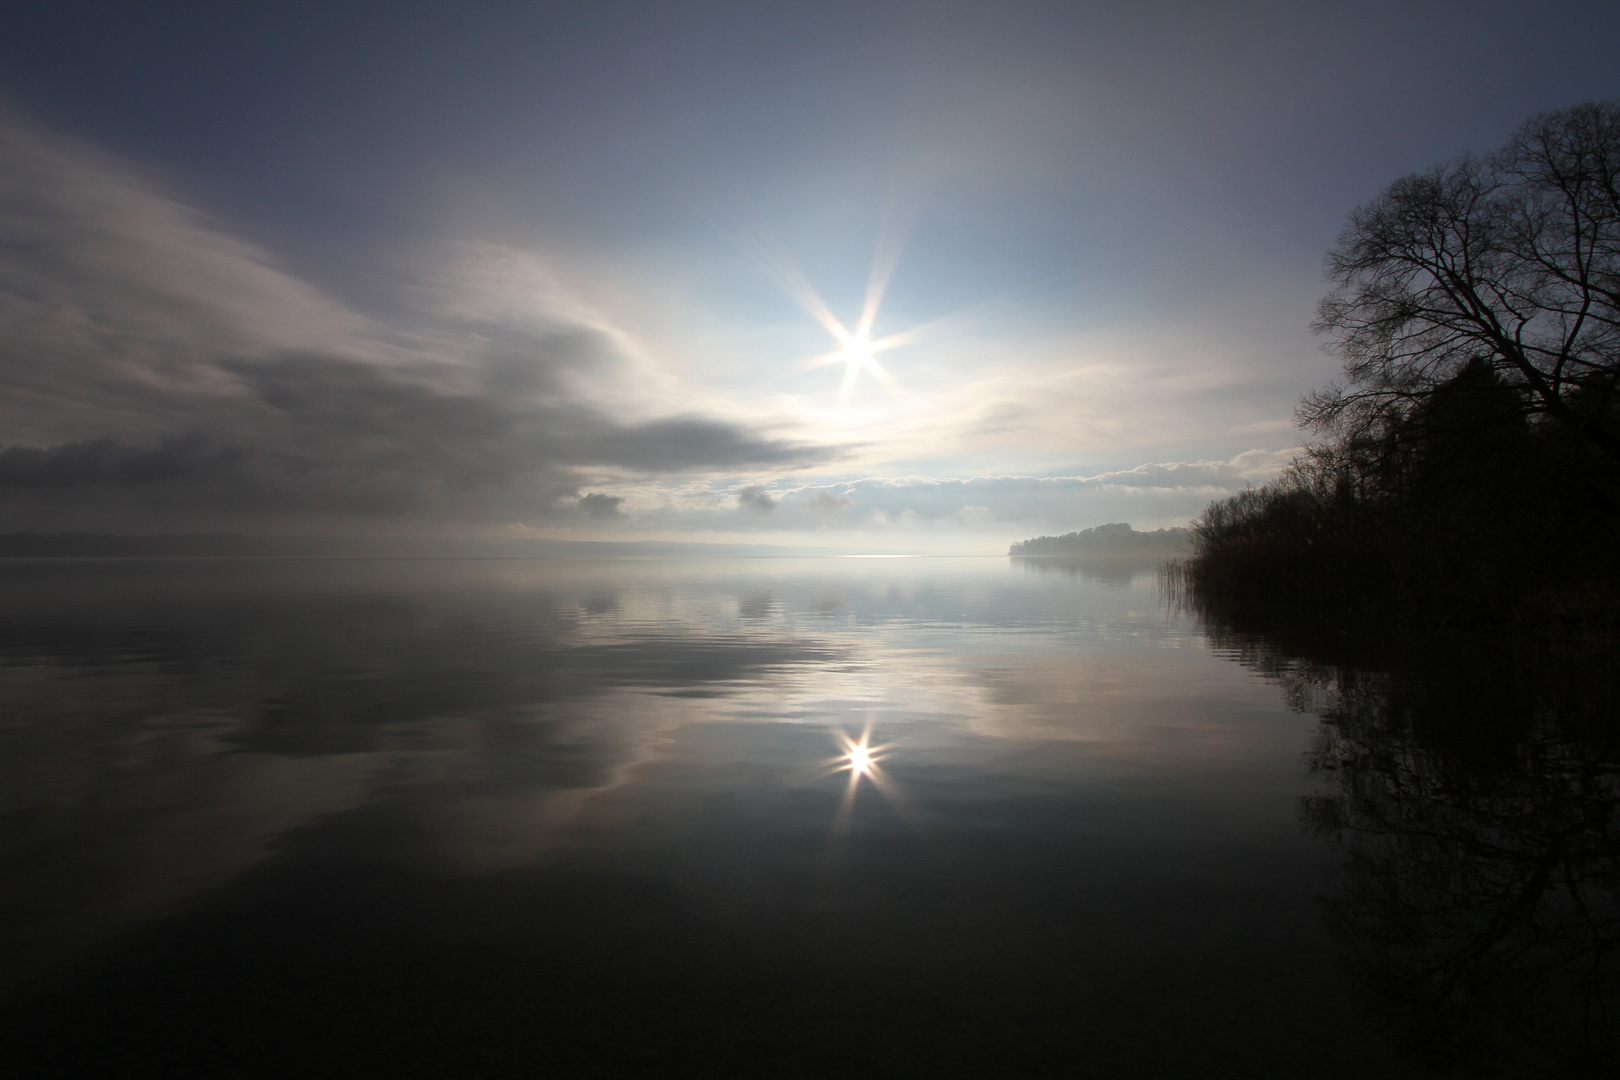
[0,109,831,533]
[552,450,1296,551]
[751,453,1294,533]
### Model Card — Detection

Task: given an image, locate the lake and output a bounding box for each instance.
[1,556,1613,1077]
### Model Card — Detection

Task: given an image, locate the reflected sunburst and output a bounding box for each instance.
[819,720,914,846]
[833,725,889,785]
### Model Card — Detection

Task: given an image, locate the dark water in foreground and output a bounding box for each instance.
[0,557,1614,1078]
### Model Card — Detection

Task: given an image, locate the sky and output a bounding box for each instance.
[1,1,1617,553]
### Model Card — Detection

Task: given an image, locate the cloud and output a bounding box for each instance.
[756,458,1292,533]
[590,452,1298,547]
[579,493,623,520]
[0,108,1304,546]
[806,491,851,522]
[736,485,775,514]
[0,436,249,490]
[0,108,836,532]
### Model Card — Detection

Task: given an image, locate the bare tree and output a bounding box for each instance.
[1306,102,1620,473]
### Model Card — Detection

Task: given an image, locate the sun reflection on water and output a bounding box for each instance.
[819,722,915,844]
[835,727,887,784]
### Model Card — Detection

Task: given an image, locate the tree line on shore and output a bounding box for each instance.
[1186,101,1620,630]
[1009,522,1191,557]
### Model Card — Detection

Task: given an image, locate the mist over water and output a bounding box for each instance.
[1,557,1610,1076]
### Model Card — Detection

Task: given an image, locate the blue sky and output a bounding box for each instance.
[2,1,1617,550]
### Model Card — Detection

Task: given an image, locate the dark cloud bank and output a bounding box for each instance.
[0,109,829,538]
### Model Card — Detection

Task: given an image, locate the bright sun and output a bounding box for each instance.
[834,334,881,389]
[765,237,918,402]
[809,322,903,402]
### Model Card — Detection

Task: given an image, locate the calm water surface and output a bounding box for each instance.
[1,557,1613,1077]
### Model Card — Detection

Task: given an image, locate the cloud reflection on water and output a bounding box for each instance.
[0,556,1290,993]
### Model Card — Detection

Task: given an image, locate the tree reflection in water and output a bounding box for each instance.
[1201,609,1619,1077]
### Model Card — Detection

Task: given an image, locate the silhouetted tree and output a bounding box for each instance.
[1304,102,1620,508]
[1186,103,1620,619]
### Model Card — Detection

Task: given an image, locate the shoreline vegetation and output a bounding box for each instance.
[1008,522,1191,557]
[1179,102,1620,645]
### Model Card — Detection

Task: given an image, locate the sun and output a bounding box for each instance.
[804,319,906,402]
[837,333,875,371]
[831,332,887,394]
[751,234,920,402]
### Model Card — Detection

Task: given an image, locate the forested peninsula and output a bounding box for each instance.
[1009,523,1191,557]
[1184,102,1620,634]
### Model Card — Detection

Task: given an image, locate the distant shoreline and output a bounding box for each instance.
[1008,523,1191,558]
[0,534,998,559]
